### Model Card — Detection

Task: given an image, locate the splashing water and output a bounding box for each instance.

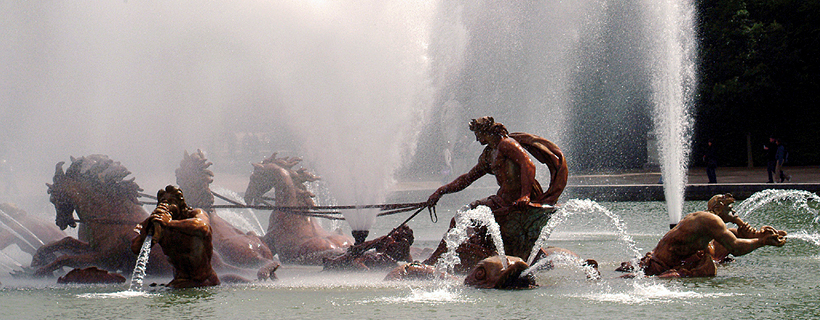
[521,251,599,280]
[527,199,642,266]
[787,231,820,246]
[128,234,153,291]
[734,189,820,249]
[734,189,820,220]
[436,205,506,273]
[578,280,733,304]
[375,286,467,304]
[211,185,265,236]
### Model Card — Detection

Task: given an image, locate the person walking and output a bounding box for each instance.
[703,139,717,183]
[764,136,777,183]
[775,138,791,183]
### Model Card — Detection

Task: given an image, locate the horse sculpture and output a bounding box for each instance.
[31,155,173,277]
[175,149,279,275]
[244,153,353,264]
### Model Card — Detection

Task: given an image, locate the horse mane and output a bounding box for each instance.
[245,153,318,206]
[175,149,215,209]
[59,154,142,205]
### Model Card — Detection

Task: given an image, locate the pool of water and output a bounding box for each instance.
[2,196,818,319]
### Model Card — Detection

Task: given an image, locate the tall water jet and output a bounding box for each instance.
[266,1,439,235]
[646,0,698,226]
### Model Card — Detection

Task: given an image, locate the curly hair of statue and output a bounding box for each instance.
[469,116,508,136]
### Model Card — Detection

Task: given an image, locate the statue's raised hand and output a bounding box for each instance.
[151,203,174,227]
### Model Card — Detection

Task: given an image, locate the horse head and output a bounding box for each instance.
[46,155,143,230]
[244,162,276,206]
[244,153,321,207]
[47,161,77,230]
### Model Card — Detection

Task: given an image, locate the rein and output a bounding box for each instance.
[137,191,438,224]
[73,218,143,226]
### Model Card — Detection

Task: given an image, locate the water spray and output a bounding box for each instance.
[128,213,162,291]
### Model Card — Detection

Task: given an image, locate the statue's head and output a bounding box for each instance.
[156,185,192,219]
[385,225,414,262]
[707,193,736,219]
[469,116,508,137]
[464,255,536,289]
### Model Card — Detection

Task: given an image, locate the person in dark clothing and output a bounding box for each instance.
[775,138,791,183]
[703,140,717,183]
[764,136,778,183]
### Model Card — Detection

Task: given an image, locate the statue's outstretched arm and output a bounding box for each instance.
[427,163,488,207]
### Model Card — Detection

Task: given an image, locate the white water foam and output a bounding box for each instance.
[577,281,736,304]
[371,287,468,304]
[77,290,151,299]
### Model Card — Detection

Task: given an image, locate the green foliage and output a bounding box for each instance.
[694,0,820,166]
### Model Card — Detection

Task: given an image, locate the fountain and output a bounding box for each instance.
[521,250,600,281]
[9,1,816,319]
[209,186,266,237]
[0,208,45,250]
[0,218,38,255]
[648,1,698,227]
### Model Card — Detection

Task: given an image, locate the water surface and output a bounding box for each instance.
[2,199,818,319]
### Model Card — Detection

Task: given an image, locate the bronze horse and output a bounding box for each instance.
[32,155,173,276]
[175,150,279,277]
[244,153,353,264]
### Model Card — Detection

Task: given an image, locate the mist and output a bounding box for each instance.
[1,1,437,220]
[1,1,695,229]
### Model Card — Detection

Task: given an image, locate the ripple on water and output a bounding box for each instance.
[369,286,471,304]
[573,280,738,304]
[77,290,152,299]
